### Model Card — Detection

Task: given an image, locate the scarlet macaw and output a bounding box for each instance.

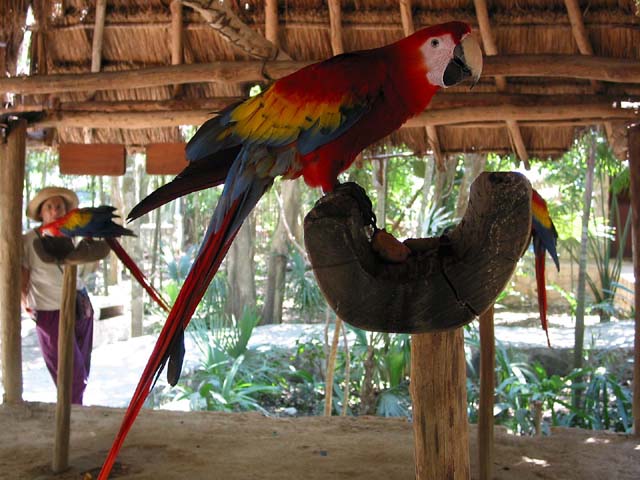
[98,21,482,478]
[530,189,560,347]
[39,206,170,313]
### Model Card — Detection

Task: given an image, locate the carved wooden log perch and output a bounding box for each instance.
[304,172,532,333]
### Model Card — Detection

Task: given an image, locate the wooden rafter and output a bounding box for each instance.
[399,1,445,171]
[399,0,414,36]
[328,0,344,55]
[5,55,637,96]
[83,0,107,142]
[265,0,278,47]
[90,0,107,74]
[563,0,614,140]
[34,100,638,130]
[8,93,637,120]
[170,0,184,98]
[474,0,530,169]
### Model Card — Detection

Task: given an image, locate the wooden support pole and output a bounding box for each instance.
[629,124,640,436]
[52,265,77,473]
[411,330,470,479]
[478,305,495,480]
[3,55,640,96]
[0,119,26,404]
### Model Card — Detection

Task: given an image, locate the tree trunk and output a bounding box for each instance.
[573,130,597,407]
[99,176,109,295]
[417,157,434,236]
[455,154,487,218]
[433,155,458,210]
[373,158,388,229]
[122,154,144,337]
[262,181,300,324]
[109,177,123,285]
[227,216,257,322]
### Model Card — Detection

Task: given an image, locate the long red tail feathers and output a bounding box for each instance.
[534,248,552,348]
[97,200,241,480]
[105,238,170,313]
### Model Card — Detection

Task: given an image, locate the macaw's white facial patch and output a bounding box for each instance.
[421,33,458,88]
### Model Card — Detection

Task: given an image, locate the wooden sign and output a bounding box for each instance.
[146,143,188,175]
[58,144,126,176]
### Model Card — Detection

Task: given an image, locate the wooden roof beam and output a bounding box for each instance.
[34,102,638,129]
[170,0,184,98]
[8,92,637,116]
[3,55,640,96]
[563,0,615,142]
[399,1,445,171]
[328,0,344,55]
[183,0,288,61]
[474,0,529,169]
[83,0,107,143]
[399,0,414,36]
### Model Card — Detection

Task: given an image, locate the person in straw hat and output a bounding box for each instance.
[22,186,108,405]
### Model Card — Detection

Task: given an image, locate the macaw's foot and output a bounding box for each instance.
[332,181,377,229]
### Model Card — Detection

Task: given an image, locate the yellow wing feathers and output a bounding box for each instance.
[227,89,351,146]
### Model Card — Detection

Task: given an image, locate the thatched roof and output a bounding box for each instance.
[2,0,639,165]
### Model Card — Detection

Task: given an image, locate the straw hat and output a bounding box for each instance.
[27,187,79,222]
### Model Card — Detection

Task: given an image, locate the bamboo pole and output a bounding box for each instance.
[629,124,640,436]
[478,305,495,480]
[0,119,26,404]
[52,265,77,473]
[2,55,640,96]
[411,330,470,480]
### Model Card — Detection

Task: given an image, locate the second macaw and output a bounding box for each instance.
[98,21,482,479]
[530,189,560,347]
[39,206,170,313]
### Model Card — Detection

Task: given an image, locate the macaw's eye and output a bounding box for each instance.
[430,39,440,48]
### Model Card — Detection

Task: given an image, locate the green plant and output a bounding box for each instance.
[175,354,279,414]
[585,193,632,321]
[286,250,325,321]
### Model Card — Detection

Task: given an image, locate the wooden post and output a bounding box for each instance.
[0,119,26,404]
[629,124,640,436]
[52,265,77,473]
[478,305,495,480]
[411,330,470,479]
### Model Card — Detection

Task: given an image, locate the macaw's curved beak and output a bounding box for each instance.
[443,34,483,88]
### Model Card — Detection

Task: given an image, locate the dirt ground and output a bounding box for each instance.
[1,402,639,480]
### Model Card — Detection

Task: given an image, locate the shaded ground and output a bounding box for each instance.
[1,402,639,480]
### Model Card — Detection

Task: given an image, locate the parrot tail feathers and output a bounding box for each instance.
[534,238,552,348]
[127,146,240,222]
[105,238,171,313]
[98,174,273,480]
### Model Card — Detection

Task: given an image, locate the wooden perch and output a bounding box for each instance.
[304,172,532,333]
